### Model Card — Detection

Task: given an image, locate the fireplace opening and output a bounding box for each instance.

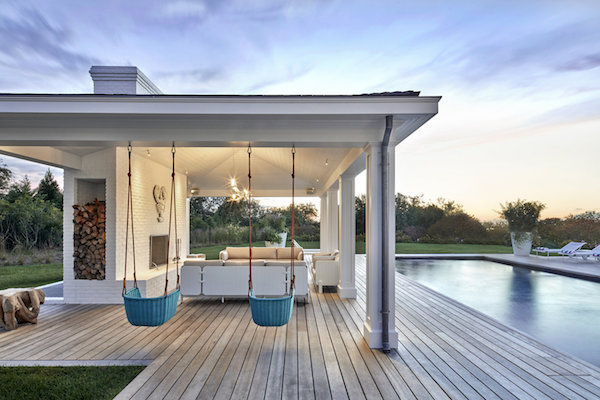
[150,235,168,269]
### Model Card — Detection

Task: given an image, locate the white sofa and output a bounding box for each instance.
[311,250,339,293]
[181,251,308,301]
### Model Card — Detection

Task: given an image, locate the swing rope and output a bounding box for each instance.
[122,143,179,298]
[289,145,296,293]
[248,144,253,292]
[123,143,137,294]
[247,144,296,296]
[165,142,180,296]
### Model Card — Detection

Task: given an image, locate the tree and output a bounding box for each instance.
[0,179,62,249]
[355,195,366,236]
[0,158,11,194]
[4,176,33,203]
[428,212,487,243]
[36,169,63,209]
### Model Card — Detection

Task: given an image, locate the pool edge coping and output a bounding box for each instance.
[395,253,600,283]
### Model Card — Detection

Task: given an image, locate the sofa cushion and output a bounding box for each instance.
[223,260,265,266]
[225,247,250,259]
[251,247,277,259]
[183,259,223,267]
[313,255,335,261]
[276,247,303,260]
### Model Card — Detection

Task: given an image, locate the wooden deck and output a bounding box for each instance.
[1,256,600,399]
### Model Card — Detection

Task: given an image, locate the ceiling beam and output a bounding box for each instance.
[0,146,82,170]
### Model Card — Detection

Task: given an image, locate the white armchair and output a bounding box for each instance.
[312,251,339,293]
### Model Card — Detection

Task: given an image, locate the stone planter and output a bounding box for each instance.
[510,232,533,256]
[265,232,287,248]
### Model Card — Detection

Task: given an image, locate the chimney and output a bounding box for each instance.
[89,66,162,95]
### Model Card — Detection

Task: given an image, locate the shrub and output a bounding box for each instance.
[482,221,510,246]
[428,212,487,243]
[538,213,600,249]
[499,199,545,232]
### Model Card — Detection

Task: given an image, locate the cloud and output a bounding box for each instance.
[556,53,600,72]
[0,155,63,189]
[245,65,312,92]
[156,67,228,93]
[0,7,98,72]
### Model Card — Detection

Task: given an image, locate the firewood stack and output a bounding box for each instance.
[73,199,106,280]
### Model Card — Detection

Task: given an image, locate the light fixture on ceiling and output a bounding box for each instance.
[228,177,249,203]
[316,178,319,183]
[146,149,151,157]
[228,145,252,203]
[325,158,329,166]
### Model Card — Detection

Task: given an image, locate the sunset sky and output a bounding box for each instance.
[1,0,599,220]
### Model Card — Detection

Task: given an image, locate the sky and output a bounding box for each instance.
[0,0,599,220]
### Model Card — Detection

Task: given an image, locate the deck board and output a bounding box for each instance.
[1,255,599,399]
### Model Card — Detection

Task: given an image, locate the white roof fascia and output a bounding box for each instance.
[0,94,440,116]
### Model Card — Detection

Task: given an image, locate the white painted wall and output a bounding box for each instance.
[64,148,117,303]
[116,148,188,298]
[63,147,188,303]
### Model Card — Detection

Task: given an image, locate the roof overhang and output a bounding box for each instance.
[0,93,440,196]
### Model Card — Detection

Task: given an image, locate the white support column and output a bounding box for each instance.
[320,194,328,252]
[326,188,339,252]
[185,197,191,257]
[363,143,398,349]
[338,175,356,298]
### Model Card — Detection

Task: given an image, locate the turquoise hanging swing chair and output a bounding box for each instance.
[122,143,181,327]
[248,145,296,327]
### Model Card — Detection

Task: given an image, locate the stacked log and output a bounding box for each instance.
[73,199,106,280]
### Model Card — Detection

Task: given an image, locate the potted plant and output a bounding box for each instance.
[263,227,283,247]
[262,215,287,247]
[499,199,545,256]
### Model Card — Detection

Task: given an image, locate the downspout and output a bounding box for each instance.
[381,115,393,353]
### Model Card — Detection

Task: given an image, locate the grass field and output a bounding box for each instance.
[0,366,144,400]
[0,263,63,290]
[190,242,512,258]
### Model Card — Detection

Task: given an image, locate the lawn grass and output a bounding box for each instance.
[0,366,144,400]
[190,241,512,258]
[0,263,63,290]
[395,242,512,254]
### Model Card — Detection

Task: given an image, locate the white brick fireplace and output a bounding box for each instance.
[63,147,188,304]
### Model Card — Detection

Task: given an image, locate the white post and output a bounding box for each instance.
[363,143,398,349]
[326,188,339,253]
[185,197,191,256]
[338,175,356,298]
[320,194,328,252]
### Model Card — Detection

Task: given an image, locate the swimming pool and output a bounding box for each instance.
[396,259,600,367]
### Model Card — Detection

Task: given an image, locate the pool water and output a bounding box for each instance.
[396,259,600,367]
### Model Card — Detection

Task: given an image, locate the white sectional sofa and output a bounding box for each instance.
[181,246,308,302]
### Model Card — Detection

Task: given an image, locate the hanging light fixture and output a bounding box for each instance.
[228,146,251,203]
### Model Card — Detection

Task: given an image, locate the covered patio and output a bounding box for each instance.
[0,65,441,349]
[1,256,599,399]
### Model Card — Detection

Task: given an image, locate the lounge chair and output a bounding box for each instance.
[533,241,586,256]
[571,244,600,261]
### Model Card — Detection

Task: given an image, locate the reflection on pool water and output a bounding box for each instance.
[396,259,600,367]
